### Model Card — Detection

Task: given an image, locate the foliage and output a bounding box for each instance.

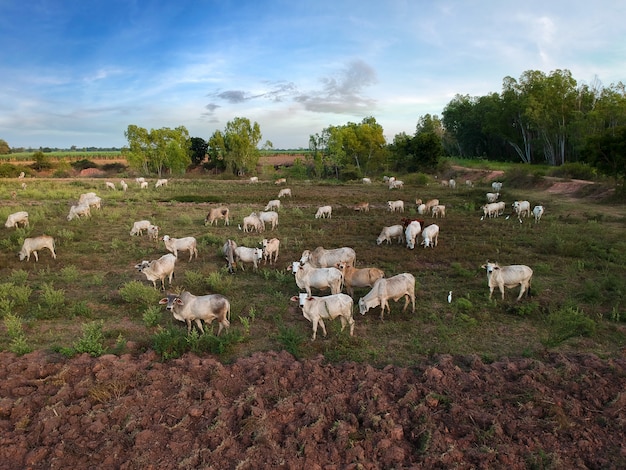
[4,313,31,355]
[123,125,191,176]
[0,138,10,154]
[581,125,626,179]
[189,137,208,167]
[30,151,53,170]
[207,117,263,175]
[70,159,98,171]
[37,283,66,318]
[543,307,597,347]
[69,320,106,357]
[151,325,242,359]
[119,281,161,308]
[142,306,163,328]
[274,325,305,358]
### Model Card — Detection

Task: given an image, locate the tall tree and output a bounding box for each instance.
[0,139,10,154]
[124,125,190,176]
[211,117,263,175]
[189,137,208,167]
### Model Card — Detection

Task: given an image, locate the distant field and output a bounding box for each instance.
[0,170,625,364]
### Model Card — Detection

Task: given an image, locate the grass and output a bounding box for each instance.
[0,168,625,364]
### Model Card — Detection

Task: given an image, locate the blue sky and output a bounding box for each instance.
[1,1,624,150]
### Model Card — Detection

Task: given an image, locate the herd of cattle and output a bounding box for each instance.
[3,176,541,340]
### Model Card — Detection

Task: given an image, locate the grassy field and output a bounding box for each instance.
[0,171,625,365]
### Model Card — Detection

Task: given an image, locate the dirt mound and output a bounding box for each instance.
[1,349,624,468]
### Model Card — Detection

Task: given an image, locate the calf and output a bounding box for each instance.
[388,179,404,189]
[300,246,356,268]
[358,273,416,320]
[147,224,160,242]
[105,181,116,190]
[481,261,533,301]
[5,211,29,228]
[274,178,287,185]
[249,176,259,183]
[424,199,440,214]
[315,205,332,219]
[18,235,56,262]
[261,238,280,265]
[376,224,404,245]
[533,205,545,223]
[155,178,168,188]
[162,235,198,261]
[336,262,385,296]
[387,200,404,213]
[353,202,369,212]
[135,254,177,290]
[290,294,355,341]
[431,205,446,218]
[160,291,230,335]
[486,192,500,203]
[234,246,263,271]
[362,177,371,184]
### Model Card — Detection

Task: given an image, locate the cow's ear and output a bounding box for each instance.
[480,265,486,269]
[158,298,168,304]
[493,266,500,270]
[175,298,184,305]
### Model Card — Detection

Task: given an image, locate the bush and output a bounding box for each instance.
[4,313,32,355]
[70,159,98,171]
[70,320,106,357]
[119,281,161,307]
[543,306,596,347]
[142,306,163,327]
[548,162,596,181]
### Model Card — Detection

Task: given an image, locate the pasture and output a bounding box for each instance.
[0,173,625,365]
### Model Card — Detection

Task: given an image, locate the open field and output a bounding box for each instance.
[1,171,626,468]
[1,172,625,363]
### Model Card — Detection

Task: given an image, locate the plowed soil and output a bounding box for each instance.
[1,349,625,469]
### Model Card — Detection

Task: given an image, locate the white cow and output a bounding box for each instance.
[234,246,263,271]
[140,181,149,189]
[160,291,230,335]
[222,239,237,274]
[492,181,503,192]
[5,211,29,228]
[135,177,146,184]
[78,192,98,204]
[265,199,281,211]
[388,179,404,189]
[120,180,128,191]
[387,200,404,213]
[205,207,230,226]
[155,179,168,188]
[416,203,427,215]
[18,235,56,262]
[362,177,372,184]
[261,238,280,265]
[81,195,102,210]
[421,224,440,248]
[424,199,440,214]
[486,192,500,203]
[274,178,287,185]
[67,204,91,221]
[291,262,344,297]
[336,262,385,297]
[300,246,356,268]
[449,179,456,189]
[431,205,446,218]
[249,176,259,183]
[162,235,198,261]
[376,225,405,245]
[315,205,332,219]
[405,221,422,249]
[481,202,505,219]
[130,220,152,236]
[533,205,545,223]
[258,211,279,231]
[105,181,116,190]
[512,200,531,220]
[291,293,355,341]
[243,213,264,233]
[278,188,292,198]
[135,254,177,290]
[358,273,416,320]
[481,261,533,301]
[147,224,160,242]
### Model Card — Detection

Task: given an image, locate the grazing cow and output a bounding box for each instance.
[481,261,533,301]
[205,207,230,226]
[449,179,456,189]
[291,261,343,297]
[261,238,280,264]
[259,211,279,231]
[5,211,29,228]
[358,273,416,320]
[120,180,128,191]
[234,246,263,271]
[81,195,102,210]
[278,188,292,198]
[243,213,264,233]
[265,199,281,211]
[492,181,503,192]
[78,192,98,204]
[105,181,116,190]
[431,205,446,218]
[387,200,404,213]
[533,205,545,223]
[274,178,287,185]
[67,204,91,221]
[290,294,355,341]
[222,239,237,273]
[481,202,505,220]
[18,235,56,262]
[465,180,473,187]
[388,179,404,189]
[135,254,177,290]
[362,177,372,184]
[353,202,369,212]
[441,180,449,187]
[405,221,422,249]
[300,246,356,268]
[135,177,146,184]
[162,235,198,261]
[512,200,531,220]
[18,171,25,179]
[130,220,152,236]
[249,176,259,183]
[421,224,440,248]
[376,225,405,245]
[336,262,385,297]
[160,291,230,335]
[486,192,500,203]
[147,224,160,242]
[155,178,168,188]
[424,199,440,214]
[417,203,427,215]
[140,181,149,189]
[315,205,332,219]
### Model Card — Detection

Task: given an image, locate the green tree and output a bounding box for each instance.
[123,125,190,176]
[0,139,10,155]
[189,137,208,167]
[206,130,226,171]
[222,117,263,175]
[581,125,626,179]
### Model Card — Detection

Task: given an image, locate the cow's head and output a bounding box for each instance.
[159,294,183,311]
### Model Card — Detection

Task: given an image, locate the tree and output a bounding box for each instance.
[206,130,226,171]
[389,114,443,172]
[581,125,626,179]
[189,137,208,167]
[0,139,10,155]
[123,125,191,176]
[209,117,262,175]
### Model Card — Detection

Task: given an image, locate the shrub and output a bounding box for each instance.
[119,281,161,307]
[70,301,92,318]
[543,306,596,347]
[37,283,66,317]
[274,325,304,358]
[142,306,163,327]
[4,313,32,355]
[70,320,106,357]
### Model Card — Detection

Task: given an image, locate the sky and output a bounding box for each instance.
[1,0,625,150]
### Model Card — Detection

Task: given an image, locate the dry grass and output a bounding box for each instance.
[0,173,625,365]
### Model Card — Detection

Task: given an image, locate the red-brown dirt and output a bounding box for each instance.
[1,348,625,469]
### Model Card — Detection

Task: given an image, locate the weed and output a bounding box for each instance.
[68,320,106,357]
[60,265,80,282]
[9,270,29,284]
[119,281,161,307]
[142,306,163,327]
[37,283,66,318]
[4,313,32,355]
[543,306,597,347]
[274,325,305,358]
[184,270,206,292]
[70,301,92,318]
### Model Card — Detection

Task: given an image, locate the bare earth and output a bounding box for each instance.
[1,348,625,469]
